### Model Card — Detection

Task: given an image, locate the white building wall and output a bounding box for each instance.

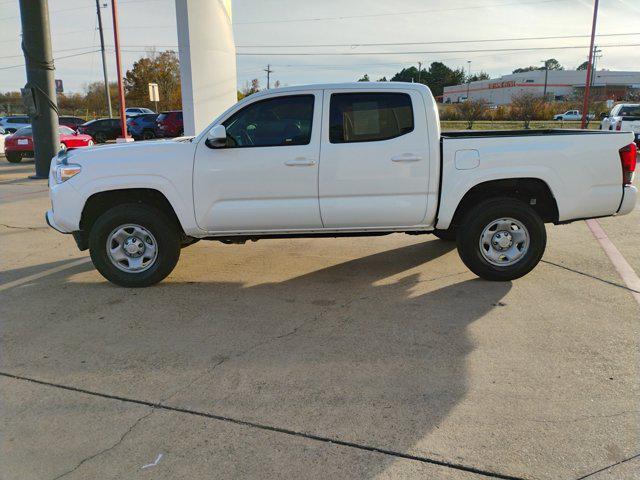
[443,70,640,105]
[175,0,237,136]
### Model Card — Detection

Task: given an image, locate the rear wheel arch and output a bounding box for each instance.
[448,178,559,230]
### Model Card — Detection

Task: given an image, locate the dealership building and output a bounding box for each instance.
[442,70,640,105]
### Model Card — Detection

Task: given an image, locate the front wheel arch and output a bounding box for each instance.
[80,188,186,249]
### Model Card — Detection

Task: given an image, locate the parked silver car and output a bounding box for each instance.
[0,115,30,133]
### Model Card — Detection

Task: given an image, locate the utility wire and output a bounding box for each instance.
[235,43,640,56]
[0,49,100,71]
[237,32,640,49]
[234,0,576,25]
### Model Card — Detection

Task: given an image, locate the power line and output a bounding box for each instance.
[234,0,575,25]
[235,43,640,57]
[236,32,640,49]
[0,49,100,71]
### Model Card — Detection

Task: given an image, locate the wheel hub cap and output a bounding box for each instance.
[124,236,145,256]
[106,224,158,273]
[479,218,530,267]
[492,231,513,250]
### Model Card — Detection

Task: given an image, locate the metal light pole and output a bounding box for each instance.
[417,61,422,84]
[581,0,599,129]
[95,0,112,118]
[110,0,129,139]
[541,60,549,99]
[18,0,59,179]
[466,60,471,100]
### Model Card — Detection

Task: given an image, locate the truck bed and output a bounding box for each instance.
[441,129,630,139]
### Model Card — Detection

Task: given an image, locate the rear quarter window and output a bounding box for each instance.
[329,92,414,143]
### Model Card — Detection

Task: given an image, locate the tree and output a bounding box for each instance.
[511,92,547,129]
[425,62,466,97]
[123,50,181,111]
[241,78,261,97]
[467,71,490,82]
[577,61,589,71]
[377,76,388,82]
[273,80,281,88]
[390,62,465,96]
[513,58,563,74]
[357,73,370,82]
[457,99,489,129]
[83,81,120,117]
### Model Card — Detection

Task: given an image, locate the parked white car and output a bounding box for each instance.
[0,115,30,133]
[46,82,637,287]
[600,103,640,147]
[553,110,594,121]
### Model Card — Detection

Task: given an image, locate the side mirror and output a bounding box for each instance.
[205,125,227,148]
[599,112,607,120]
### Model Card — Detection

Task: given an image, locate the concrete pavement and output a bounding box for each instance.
[1,159,638,480]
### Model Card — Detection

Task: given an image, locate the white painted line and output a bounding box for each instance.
[586,219,640,306]
[0,257,91,292]
[141,453,163,469]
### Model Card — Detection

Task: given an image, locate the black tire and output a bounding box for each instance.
[6,151,22,163]
[94,132,107,143]
[456,198,546,281]
[142,130,155,140]
[89,204,181,287]
[432,228,457,241]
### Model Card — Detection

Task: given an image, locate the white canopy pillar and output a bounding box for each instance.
[175,0,237,136]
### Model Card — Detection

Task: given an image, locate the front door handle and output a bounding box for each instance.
[285,158,317,166]
[391,154,422,163]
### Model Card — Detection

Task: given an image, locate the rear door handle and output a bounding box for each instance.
[285,158,317,166]
[391,154,422,162]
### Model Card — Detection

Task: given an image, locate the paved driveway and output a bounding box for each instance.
[1,159,639,479]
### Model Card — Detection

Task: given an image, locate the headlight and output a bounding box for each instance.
[55,164,81,183]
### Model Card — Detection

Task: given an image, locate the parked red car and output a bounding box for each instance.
[155,110,183,137]
[4,125,94,163]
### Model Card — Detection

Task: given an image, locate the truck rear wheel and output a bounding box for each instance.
[89,204,181,287]
[456,198,546,281]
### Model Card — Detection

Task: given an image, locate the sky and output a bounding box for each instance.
[0,0,639,94]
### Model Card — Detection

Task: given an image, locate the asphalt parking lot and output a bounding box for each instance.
[1,158,639,480]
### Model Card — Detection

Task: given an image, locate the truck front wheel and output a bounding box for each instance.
[456,198,546,281]
[89,204,181,287]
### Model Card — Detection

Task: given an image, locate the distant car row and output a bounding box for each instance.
[3,126,93,163]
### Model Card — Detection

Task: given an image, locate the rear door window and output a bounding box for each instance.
[329,92,414,143]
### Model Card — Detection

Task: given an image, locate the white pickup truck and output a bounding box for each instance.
[46,83,638,287]
[600,103,640,147]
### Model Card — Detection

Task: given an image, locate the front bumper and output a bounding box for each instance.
[617,185,638,216]
[46,168,84,233]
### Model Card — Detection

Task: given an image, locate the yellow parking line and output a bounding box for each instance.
[0,258,91,292]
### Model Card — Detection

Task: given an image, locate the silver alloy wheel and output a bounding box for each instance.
[106,224,158,273]
[479,217,530,267]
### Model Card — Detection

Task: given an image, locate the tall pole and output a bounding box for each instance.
[96,0,112,118]
[18,0,59,179]
[417,61,422,83]
[110,0,129,139]
[466,60,471,99]
[541,60,549,98]
[581,0,599,129]
[264,64,273,89]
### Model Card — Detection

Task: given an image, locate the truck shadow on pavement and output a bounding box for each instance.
[2,240,513,476]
